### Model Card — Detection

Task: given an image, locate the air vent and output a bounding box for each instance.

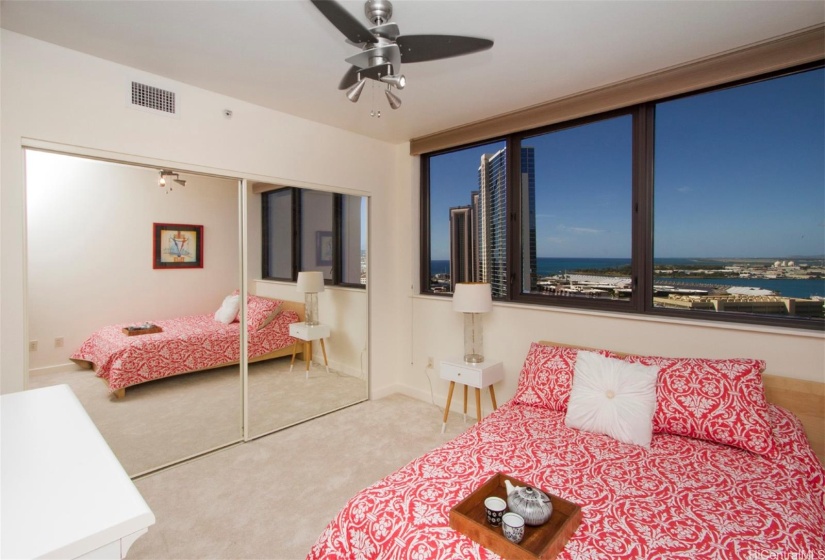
[131,81,176,114]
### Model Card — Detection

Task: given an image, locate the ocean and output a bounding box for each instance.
[430,257,825,299]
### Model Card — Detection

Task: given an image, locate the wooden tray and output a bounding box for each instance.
[122,326,162,336]
[450,473,582,560]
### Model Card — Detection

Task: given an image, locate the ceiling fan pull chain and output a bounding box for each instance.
[370,80,380,118]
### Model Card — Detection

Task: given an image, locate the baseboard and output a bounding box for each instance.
[315,358,363,379]
[371,383,405,400]
[29,362,83,376]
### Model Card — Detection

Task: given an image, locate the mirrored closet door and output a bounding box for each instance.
[245,183,369,438]
[25,150,243,476]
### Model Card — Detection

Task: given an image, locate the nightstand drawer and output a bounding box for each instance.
[439,359,504,389]
[289,322,330,341]
[441,364,483,386]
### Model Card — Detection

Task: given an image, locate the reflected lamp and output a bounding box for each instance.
[297,271,325,326]
[452,282,492,363]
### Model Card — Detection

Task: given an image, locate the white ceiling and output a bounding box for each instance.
[2,0,823,144]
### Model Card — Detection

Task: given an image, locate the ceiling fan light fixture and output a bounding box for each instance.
[379,73,405,89]
[385,88,402,110]
[346,78,367,102]
[159,169,186,189]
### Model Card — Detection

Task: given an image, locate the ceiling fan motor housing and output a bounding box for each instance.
[365,0,392,25]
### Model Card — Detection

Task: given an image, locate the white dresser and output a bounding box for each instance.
[1,384,155,559]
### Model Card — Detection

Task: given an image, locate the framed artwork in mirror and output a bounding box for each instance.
[316,231,333,266]
[153,223,203,269]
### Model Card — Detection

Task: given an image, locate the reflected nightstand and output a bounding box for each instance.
[289,322,330,379]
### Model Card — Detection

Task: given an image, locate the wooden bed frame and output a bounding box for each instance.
[76,299,306,399]
[539,341,825,466]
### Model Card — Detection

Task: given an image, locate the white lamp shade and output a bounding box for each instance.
[296,271,325,293]
[452,282,492,313]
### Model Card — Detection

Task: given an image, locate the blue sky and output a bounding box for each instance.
[428,67,824,261]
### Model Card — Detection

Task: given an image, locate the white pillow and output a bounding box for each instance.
[565,351,659,449]
[214,294,240,324]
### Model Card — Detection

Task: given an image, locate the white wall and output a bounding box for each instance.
[26,151,239,370]
[1,31,398,394]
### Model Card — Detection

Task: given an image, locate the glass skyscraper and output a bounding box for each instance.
[448,147,536,298]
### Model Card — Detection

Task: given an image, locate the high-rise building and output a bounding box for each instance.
[520,147,537,293]
[448,205,474,290]
[478,148,509,298]
[448,147,537,298]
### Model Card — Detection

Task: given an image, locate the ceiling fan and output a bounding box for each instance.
[310,0,494,112]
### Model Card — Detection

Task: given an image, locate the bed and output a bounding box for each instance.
[308,341,825,559]
[71,296,304,398]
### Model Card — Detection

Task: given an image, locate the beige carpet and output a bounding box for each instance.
[28,357,367,476]
[129,393,469,560]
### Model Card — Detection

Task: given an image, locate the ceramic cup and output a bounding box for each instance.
[502,512,525,544]
[484,496,507,527]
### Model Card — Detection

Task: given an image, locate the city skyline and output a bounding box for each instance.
[428,67,824,263]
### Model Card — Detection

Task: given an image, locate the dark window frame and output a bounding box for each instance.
[262,188,366,289]
[420,61,824,331]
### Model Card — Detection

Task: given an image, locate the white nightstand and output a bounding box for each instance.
[289,322,330,378]
[440,357,504,433]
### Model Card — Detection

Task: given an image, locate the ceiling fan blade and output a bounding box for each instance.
[339,63,396,89]
[339,66,362,89]
[396,35,493,63]
[310,0,377,45]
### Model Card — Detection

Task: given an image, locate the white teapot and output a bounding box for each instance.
[504,479,553,526]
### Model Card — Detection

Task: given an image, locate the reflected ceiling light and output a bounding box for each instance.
[159,170,186,192]
[385,88,402,110]
[346,78,367,102]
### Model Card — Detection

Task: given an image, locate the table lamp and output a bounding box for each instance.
[452,282,492,363]
[297,271,325,326]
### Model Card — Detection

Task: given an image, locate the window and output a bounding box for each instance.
[652,70,824,321]
[421,64,824,329]
[262,188,294,281]
[263,188,366,287]
[423,140,506,293]
[516,114,634,305]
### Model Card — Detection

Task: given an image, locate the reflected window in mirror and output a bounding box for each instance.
[262,188,295,281]
[262,188,366,288]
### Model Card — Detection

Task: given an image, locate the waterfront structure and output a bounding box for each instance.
[656,294,824,318]
[448,147,536,297]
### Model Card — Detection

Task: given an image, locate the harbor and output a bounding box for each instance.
[430,257,825,318]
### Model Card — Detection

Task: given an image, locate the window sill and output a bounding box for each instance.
[410,293,824,340]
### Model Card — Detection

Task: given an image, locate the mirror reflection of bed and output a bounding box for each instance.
[25,150,369,477]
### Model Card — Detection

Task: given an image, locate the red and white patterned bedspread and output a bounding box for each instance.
[71,310,298,392]
[309,402,825,559]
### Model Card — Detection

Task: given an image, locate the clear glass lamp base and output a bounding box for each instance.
[305,293,319,326]
[463,313,484,365]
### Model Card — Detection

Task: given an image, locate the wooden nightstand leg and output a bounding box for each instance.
[442,381,456,433]
[489,385,498,410]
[305,341,311,380]
[475,388,482,423]
[463,385,468,422]
[319,338,330,373]
[289,342,299,372]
